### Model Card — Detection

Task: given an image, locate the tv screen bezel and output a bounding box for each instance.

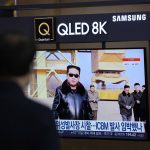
[35,47,149,141]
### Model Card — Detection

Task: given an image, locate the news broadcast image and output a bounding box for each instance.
[26,49,148,140]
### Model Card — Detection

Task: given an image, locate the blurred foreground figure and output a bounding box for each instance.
[0,31,60,150]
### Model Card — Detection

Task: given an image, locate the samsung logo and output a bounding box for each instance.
[112,14,146,22]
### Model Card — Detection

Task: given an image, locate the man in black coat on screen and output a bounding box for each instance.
[0,31,60,150]
[52,65,93,120]
[132,83,142,121]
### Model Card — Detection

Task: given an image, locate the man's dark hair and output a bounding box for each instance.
[90,85,95,88]
[67,65,81,74]
[0,31,35,77]
[124,85,130,89]
[142,85,146,88]
[134,83,140,86]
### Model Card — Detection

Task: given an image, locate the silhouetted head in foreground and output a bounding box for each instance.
[0,31,35,88]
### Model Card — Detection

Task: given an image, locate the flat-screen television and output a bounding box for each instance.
[27,48,149,140]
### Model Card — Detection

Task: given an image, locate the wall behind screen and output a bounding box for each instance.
[16,0,150,150]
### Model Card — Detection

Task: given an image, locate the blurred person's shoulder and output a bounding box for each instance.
[20,95,54,126]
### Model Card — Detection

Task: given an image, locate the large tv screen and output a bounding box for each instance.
[27,48,149,140]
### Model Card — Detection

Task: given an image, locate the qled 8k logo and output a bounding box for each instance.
[34,17,54,42]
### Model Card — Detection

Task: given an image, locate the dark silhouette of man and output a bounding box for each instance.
[140,86,148,132]
[140,85,147,122]
[0,31,60,150]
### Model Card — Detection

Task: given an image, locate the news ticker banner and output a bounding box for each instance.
[55,120,147,139]
[0,12,150,43]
